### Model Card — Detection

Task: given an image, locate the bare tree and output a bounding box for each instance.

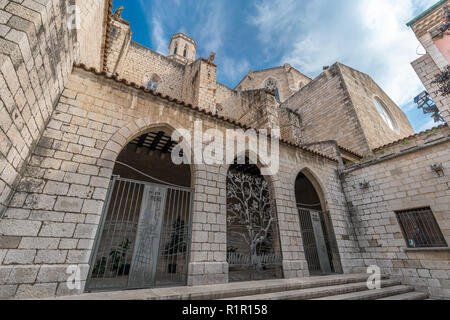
[226,170,277,271]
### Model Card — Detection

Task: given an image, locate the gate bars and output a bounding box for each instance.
[86,176,193,292]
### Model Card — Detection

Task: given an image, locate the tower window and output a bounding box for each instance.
[265,79,280,101]
[183,45,188,58]
[147,77,159,91]
[373,98,396,132]
[395,207,447,248]
[174,43,178,55]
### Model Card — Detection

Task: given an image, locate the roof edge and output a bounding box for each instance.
[406,0,447,27]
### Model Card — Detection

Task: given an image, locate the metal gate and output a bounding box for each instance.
[86,176,193,292]
[297,208,333,275]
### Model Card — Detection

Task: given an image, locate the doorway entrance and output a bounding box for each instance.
[226,157,283,282]
[295,171,342,275]
[86,129,193,291]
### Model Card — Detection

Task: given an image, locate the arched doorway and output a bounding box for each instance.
[295,170,342,275]
[226,157,283,282]
[86,127,193,291]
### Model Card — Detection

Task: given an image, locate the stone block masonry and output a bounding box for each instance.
[0,67,361,298]
[0,0,80,217]
[341,135,450,299]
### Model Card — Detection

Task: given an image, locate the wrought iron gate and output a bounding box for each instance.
[226,169,283,282]
[86,176,193,292]
[297,208,333,275]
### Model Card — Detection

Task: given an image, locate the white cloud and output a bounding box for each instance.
[151,18,168,54]
[249,0,437,107]
[221,57,250,83]
[418,118,439,132]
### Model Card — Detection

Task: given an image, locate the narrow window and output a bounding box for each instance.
[183,45,188,58]
[395,207,447,248]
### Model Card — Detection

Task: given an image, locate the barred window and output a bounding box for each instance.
[395,207,447,248]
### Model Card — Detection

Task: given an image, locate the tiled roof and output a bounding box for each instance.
[372,123,448,152]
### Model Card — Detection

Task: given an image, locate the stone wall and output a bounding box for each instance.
[338,63,415,149]
[74,0,107,70]
[0,67,362,298]
[0,0,82,217]
[120,42,185,100]
[409,0,449,70]
[282,63,414,156]
[104,17,131,76]
[215,82,241,119]
[341,126,450,299]
[282,64,371,155]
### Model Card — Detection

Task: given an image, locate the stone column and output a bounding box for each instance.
[187,164,228,286]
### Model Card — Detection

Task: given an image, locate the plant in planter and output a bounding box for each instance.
[109,238,131,276]
[92,257,107,277]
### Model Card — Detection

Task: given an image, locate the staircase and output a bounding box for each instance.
[53,273,427,300]
[218,274,427,300]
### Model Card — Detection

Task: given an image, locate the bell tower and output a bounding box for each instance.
[168,33,197,64]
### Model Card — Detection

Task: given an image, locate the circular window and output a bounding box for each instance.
[373,98,396,132]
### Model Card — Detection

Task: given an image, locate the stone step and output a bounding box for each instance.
[313,285,413,300]
[53,273,384,300]
[378,291,428,300]
[220,279,400,300]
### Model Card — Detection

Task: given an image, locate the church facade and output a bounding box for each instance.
[0,0,448,299]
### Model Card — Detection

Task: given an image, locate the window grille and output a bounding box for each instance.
[395,207,447,248]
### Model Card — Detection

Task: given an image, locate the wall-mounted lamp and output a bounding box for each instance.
[431,163,445,177]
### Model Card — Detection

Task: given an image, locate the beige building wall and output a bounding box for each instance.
[282,63,414,156]
[408,1,450,125]
[74,0,108,70]
[342,125,450,299]
[282,64,372,155]
[339,64,415,150]
[0,0,85,216]
[412,54,450,124]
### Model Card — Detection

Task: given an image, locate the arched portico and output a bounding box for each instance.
[86,119,198,291]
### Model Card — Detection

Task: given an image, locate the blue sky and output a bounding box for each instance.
[112,0,445,132]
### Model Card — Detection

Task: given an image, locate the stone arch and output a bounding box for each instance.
[220,147,283,203]
[294,166,342,275]
[224,149,284,282]
[101,118,197,188]
[87,117,198,291]
[295,167,328,211]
